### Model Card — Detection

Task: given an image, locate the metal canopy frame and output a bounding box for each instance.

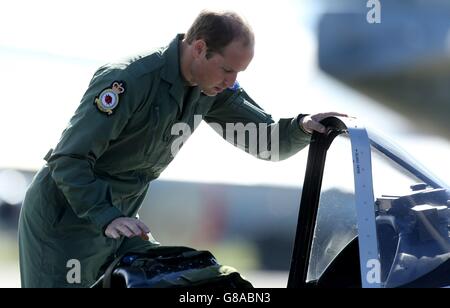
[288,117,381,288]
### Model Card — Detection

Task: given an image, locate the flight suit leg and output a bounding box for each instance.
[18,166,116,288]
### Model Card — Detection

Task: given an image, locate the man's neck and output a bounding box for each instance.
[179,40,196,86]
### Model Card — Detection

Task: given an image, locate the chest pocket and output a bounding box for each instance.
[143,84,180,162]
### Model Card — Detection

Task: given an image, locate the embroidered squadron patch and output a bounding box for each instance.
[94,81,125,115]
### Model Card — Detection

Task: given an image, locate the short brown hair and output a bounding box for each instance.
[185,10,254,58]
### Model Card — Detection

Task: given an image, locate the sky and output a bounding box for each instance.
[0,0,449,188]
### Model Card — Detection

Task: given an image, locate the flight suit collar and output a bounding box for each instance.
[161,34,187,111]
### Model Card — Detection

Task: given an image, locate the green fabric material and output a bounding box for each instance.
[18,34,311,288]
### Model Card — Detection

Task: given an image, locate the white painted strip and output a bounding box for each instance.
[340,117,381,288]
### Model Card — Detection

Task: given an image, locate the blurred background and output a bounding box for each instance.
[1,0,449,287]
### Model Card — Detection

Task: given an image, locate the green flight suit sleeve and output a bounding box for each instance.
[204,86,311,161]
[46,66,145,231]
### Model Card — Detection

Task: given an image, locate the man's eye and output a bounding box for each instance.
[223,68,233,73]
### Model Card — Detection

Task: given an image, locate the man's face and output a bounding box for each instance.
[190,39,254,96]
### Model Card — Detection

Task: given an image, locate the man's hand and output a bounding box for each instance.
[300,112,348,134]
[105,217,151,240]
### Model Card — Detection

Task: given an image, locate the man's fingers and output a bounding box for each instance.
[105,229,120,239]
[135,220,151,234]
[303,112,352,134]
[310,122,326,134]
[122,219,151,238]
[122,221,143,237]
[313,112,348,121]
[104,217,152,239]
[135,220,151,241]
[116,224,134,238]
[324,112,348,117]
[303,117,326,134]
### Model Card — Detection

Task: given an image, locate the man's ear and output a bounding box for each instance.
[192,39,207,59]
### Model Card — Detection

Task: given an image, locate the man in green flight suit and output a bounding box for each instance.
[18,10,345,287]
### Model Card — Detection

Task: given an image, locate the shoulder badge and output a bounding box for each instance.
[94,81,126,115]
